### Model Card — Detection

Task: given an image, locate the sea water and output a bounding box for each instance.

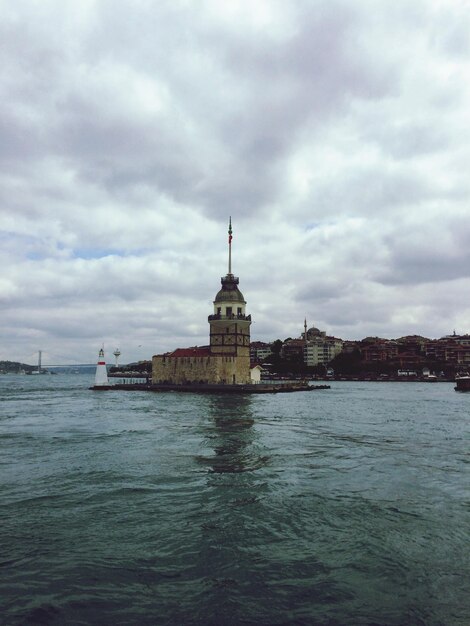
[0,375,469,625]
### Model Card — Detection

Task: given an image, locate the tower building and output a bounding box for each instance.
[152,219,252,385]
[209,217,251,360]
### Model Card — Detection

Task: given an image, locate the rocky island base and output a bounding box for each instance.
[90,382,330,393]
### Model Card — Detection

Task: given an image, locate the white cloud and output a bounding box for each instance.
[1,0,470,365]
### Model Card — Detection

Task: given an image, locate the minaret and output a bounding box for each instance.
[94,347,109,386]
[208,219,251,380]
[303,318,308,368]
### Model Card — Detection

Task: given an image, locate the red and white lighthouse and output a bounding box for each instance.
[94,347,108,386]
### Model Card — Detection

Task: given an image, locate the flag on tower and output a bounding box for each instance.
[228,217,233,244]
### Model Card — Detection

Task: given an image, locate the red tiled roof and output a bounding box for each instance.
[170,347,211,357]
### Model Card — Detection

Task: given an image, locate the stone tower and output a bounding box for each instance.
[152,218,253,385]
[208,218,251,366]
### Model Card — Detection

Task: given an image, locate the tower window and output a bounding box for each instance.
[226,307,232,316]
[217,307,221,315]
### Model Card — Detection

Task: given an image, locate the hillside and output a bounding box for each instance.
[0,361,35,374]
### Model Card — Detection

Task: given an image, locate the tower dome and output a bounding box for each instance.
[214,274,246,304]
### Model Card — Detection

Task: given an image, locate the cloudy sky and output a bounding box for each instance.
[1,0,470,365]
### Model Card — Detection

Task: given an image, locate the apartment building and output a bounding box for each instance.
[250,341,273,363]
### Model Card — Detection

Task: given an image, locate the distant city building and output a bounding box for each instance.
[250,341,273,363]
[280,321,343,367]
[353,333,470,369]
[360,339,398,362]
[281,338,305,361]
[249,330,470,372]
[342,340,360,353]
[303,320,343,366]
[424,333,470,365]
[304,335,343,366]
[304,337,342,366]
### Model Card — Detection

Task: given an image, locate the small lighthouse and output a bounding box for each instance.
[94,347,109,386]
[113,348,121,368]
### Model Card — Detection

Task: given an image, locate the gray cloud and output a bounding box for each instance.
[1,0,470,364]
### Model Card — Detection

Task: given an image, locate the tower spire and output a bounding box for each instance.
[228,216,233,275]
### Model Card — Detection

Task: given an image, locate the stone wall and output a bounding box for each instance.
[214,354,251,384]
[152,353,251,385]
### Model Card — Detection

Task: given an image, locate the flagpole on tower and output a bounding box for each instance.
[228,216,233,275]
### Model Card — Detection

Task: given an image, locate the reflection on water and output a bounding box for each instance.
[196,395,269,474]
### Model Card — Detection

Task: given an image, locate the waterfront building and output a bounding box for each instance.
[152,219,252,385]
[250,364,263,384]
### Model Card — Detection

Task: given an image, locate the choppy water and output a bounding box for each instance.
[1,375,469,625]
